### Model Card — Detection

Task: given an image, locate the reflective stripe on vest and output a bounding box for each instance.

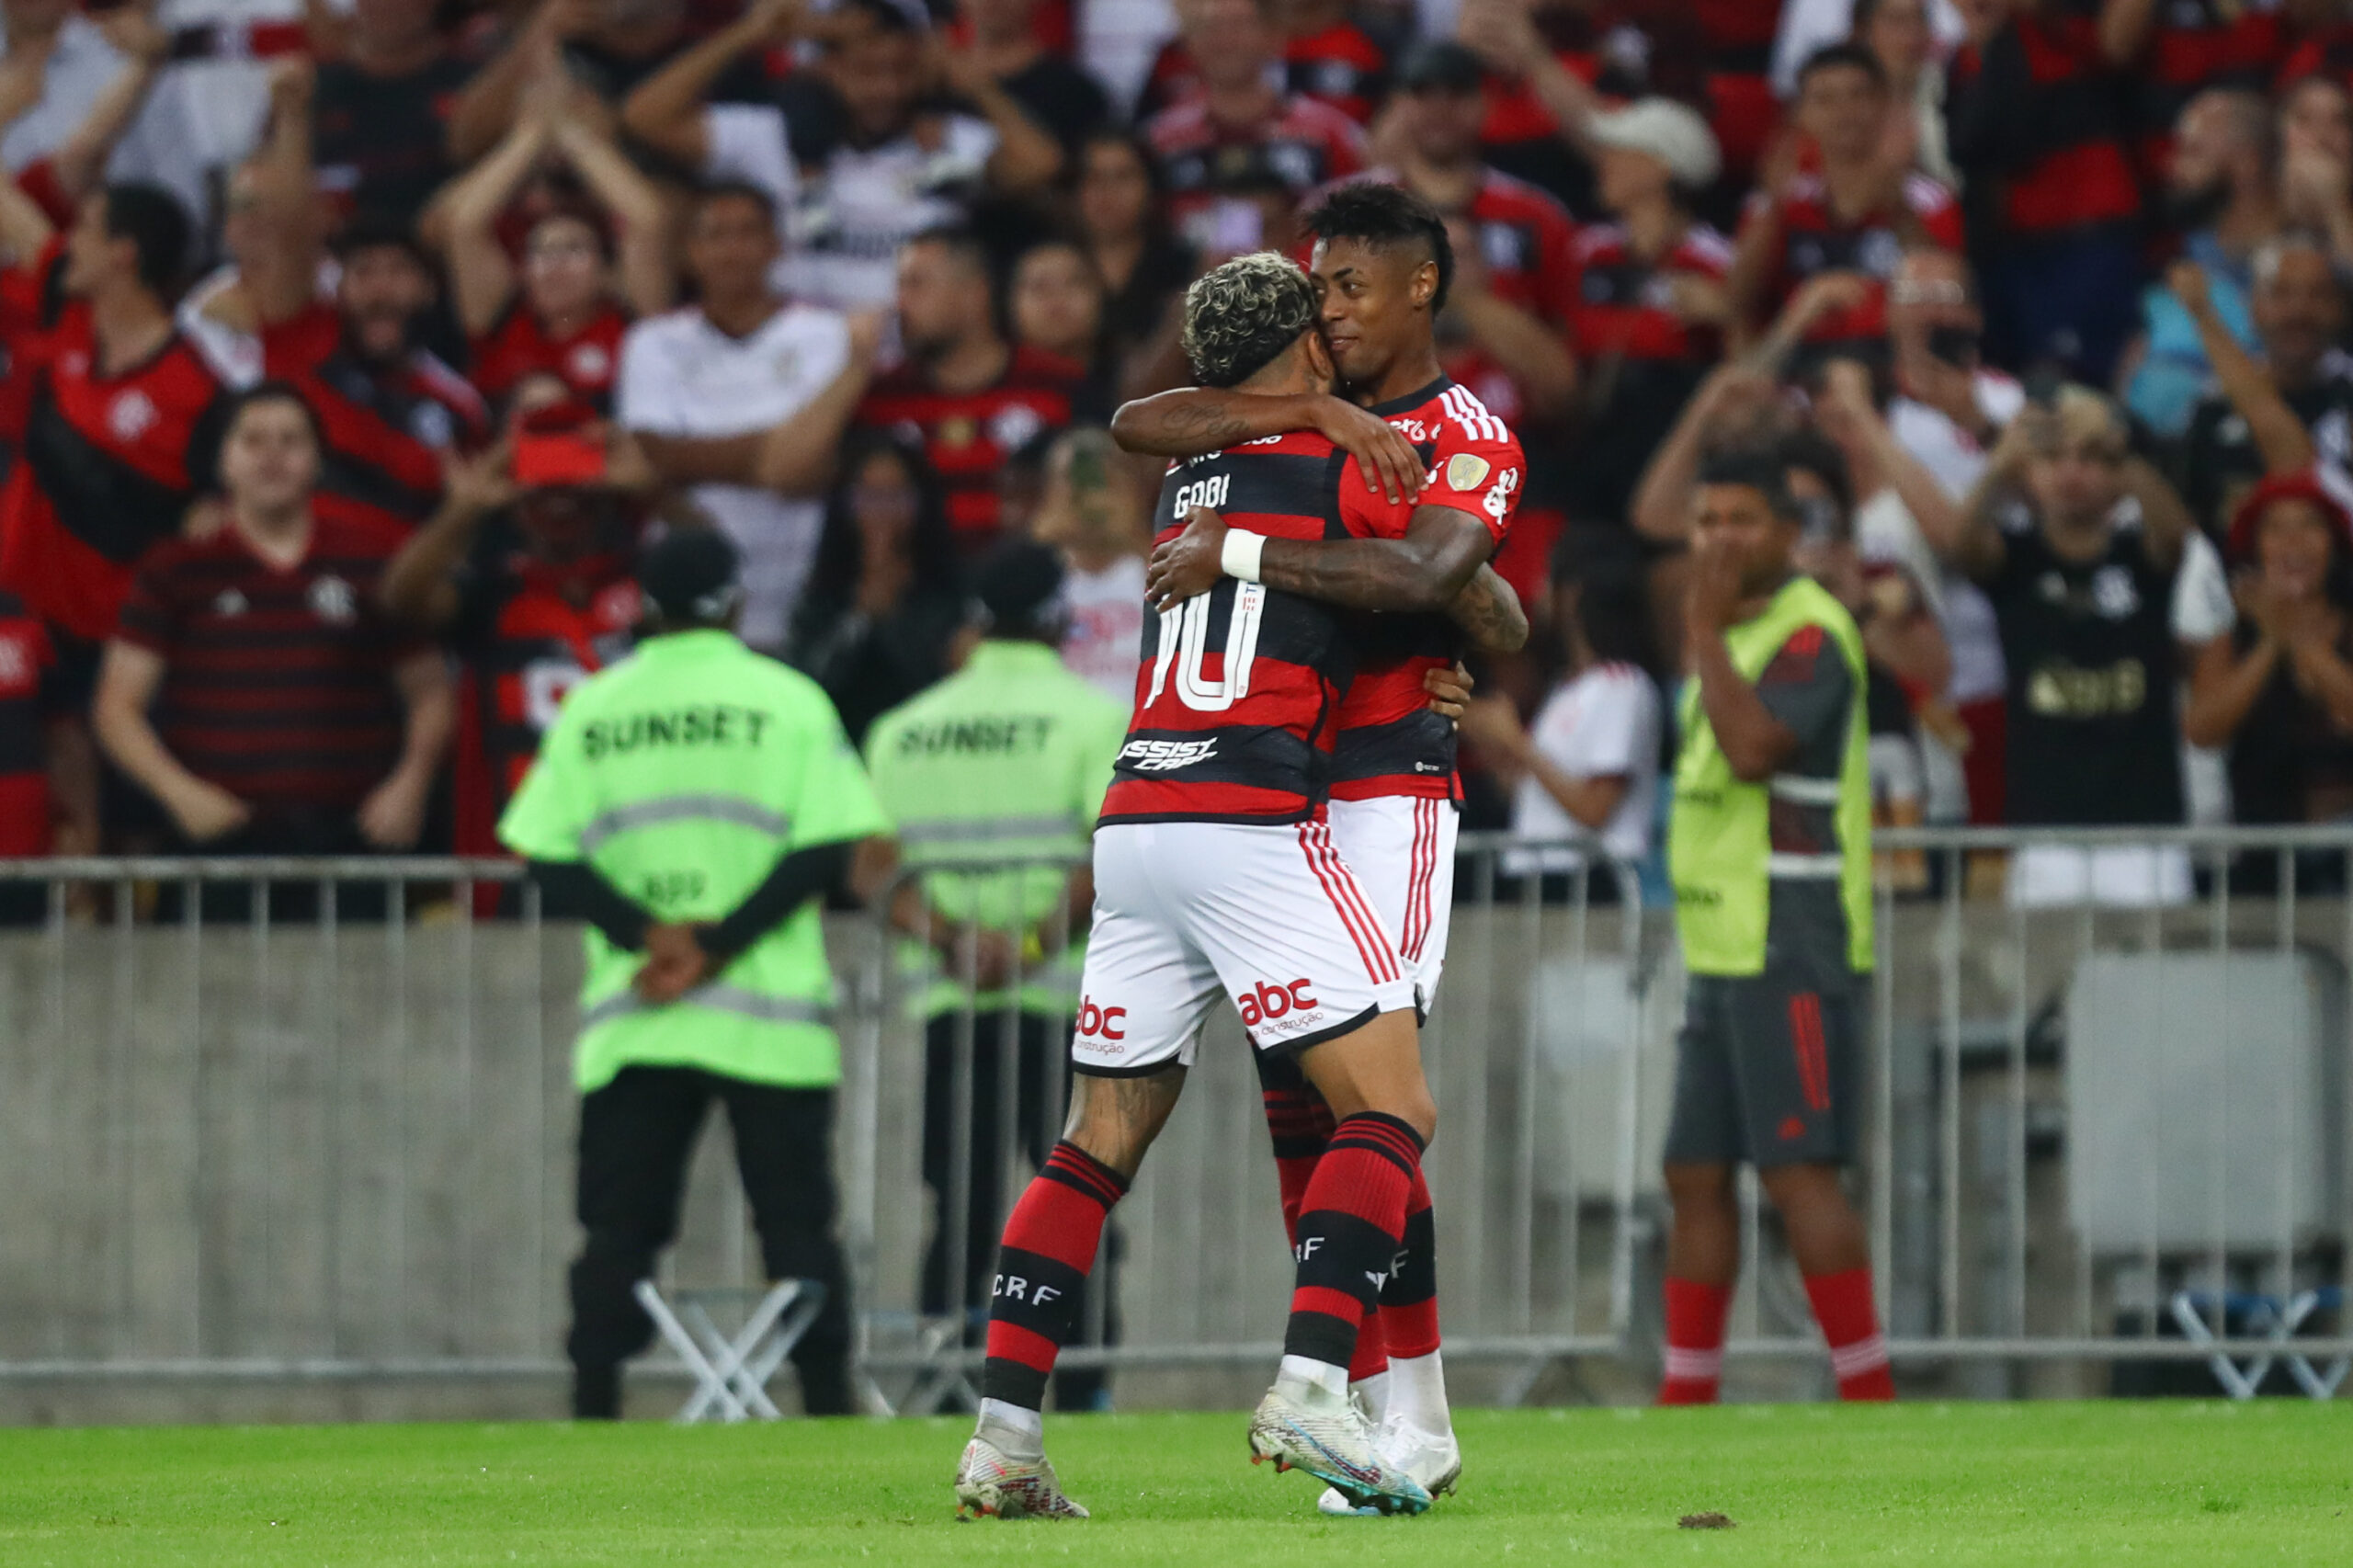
[896,814,1083,845]
[577,794,792,853]
[1766,851,1846,879]
[582,983,832,1031]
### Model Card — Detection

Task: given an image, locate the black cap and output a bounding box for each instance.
[973,540,1067,641]
[638,528,744,624]
[1398,41,1484,94]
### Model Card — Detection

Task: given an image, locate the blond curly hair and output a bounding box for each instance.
[1180,252,1317,389]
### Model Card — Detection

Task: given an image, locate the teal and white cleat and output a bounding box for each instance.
[1249,1384,1433,1517]
[1315,1416,1461,1515]
[953,1435,1090,1519]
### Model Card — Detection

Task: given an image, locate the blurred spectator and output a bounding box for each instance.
[432,60,674,415]
[1143,0,1367,257]
[1081,0,1182,119]
[1354,42,1579,332]
[783,430,964,744]
[2107,0,2289,177]
[1927,385,2198,903]
[1727,43,1962,365]
[1139,0,1389,124]
[1947,0,2142,381]
[93,383,451,877]
[1071,127,1197,366]
[622,0,1062,312]
[311,0,472,227]
[1848,0,1959,185]
[0,586,87,914]
[2124,87,2284,434]
[1029,426,1148,708]
[2277,72,2353,269]
[2185,471,2353,835]
[1435,208,1576,426]
[380,399,658,872]
[1563,97,1733,528]
[958,0,1113,153]
[0,0,205,228]
[1009,236,1111,392]
[1462,536,1662,884]
[185,63,486,528]
[2169,244,2353,538]
[617,182,880,653]
[855,227,1087,552]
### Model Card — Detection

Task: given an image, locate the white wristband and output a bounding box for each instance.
[1221,528,1267,583]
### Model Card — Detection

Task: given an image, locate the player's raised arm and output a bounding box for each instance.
[1110,388,1427,504]
[1145,503,1493,615]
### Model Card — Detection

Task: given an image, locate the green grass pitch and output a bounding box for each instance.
[0,1402,2346,1565]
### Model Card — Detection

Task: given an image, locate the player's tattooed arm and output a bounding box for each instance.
[1110,390,1426,503]
[1062,1066,1188,1179]
[1146,504,1491,613]
[1446,563,1529,653]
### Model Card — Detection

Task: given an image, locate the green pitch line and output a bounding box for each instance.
[0,1402,2345,1566]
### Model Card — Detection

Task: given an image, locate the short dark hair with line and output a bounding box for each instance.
[1302,180,1455,313]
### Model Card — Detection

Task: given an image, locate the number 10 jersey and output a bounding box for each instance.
[1099,429,1404,825]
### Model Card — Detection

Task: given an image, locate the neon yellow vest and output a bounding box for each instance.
[497,631,892,1092]
[1669,576,1874,977]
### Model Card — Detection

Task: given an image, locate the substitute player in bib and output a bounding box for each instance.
[955,254,1489,1522]
[1115,183,1528,1508]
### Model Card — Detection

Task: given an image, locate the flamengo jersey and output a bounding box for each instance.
[1101,429,1401,824]
[1332,376,1525,801]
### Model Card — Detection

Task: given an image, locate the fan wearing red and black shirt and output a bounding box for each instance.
[92,384,453,875]
[1727,44,1962,363]
[0,588,87,923]
[1142,0,1367,257]
[187,62,486,529]
[1119,186,1532,1510]
[854,228,1084,553]
[957,254,1456,1521]
[1138,0,1389,125]
[381,417,649,877]
[434,76,676,415]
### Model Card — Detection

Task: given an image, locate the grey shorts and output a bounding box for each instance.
[1663,963,1864,1169]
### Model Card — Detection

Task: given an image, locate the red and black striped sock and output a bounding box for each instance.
[979,1141,1128,1412]
[1257,1057,1389,1382]
[1283,1111,1423,1373]
[1377,1167,1440,1359]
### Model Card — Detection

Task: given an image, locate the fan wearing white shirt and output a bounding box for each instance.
[1029,428,1151,710]
[621,0,1062,312]
[617,183,881,653]
[1461,547,1664,885]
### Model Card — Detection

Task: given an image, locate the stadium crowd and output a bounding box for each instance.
[5,0,2353,896]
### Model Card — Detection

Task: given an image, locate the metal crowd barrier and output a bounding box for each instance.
[0,831,2346,1416]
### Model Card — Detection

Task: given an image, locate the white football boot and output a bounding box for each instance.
[1249,1382,1432,1517]
[1315,1415,1461,1516]
[953,1434,1090,1519]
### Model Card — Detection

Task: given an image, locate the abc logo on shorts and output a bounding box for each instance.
[1239,979,1318,1028]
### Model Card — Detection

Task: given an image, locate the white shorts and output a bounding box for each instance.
[1328,794,1459,1014]
[1071,820,1417,1076]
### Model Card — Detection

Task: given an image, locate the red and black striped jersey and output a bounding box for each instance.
[0,590,55,857]
[1739,171,1964,346]
[114,510,424,818]
[469,297,631,414]
[1145,95,1367,252]
[1332,377,1524,802]
[0,255,225,641]
[2129,0,2285,157]
[446,554,641,858]
[854,345,1085,550]
[1101,430,1405,826]
[263,302,488,528]
[1137,25,1390,125]
[1950,10,2143,235]
[1570,220,1733,365]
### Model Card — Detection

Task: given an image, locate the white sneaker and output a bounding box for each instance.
[1249,1383,1432,1517]
[1314,1415,1461,1514]
[953,1435,1089,1519]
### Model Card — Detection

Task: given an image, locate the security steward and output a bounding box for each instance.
[1657,449,1894,1406]
[499,529,896,1419]
[862,541,1128,1408]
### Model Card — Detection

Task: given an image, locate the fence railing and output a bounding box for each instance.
[0,830,2344,1412]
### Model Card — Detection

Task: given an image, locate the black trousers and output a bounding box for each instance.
[921,1010,1114,1409]
[570,1065,854,1415]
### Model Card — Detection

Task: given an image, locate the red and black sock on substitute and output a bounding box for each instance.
[980,1141,1129,1411]
[1283,1110,1424,1370]
[1256,1047,1336,1241]
[1377,1166,1440,1359]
